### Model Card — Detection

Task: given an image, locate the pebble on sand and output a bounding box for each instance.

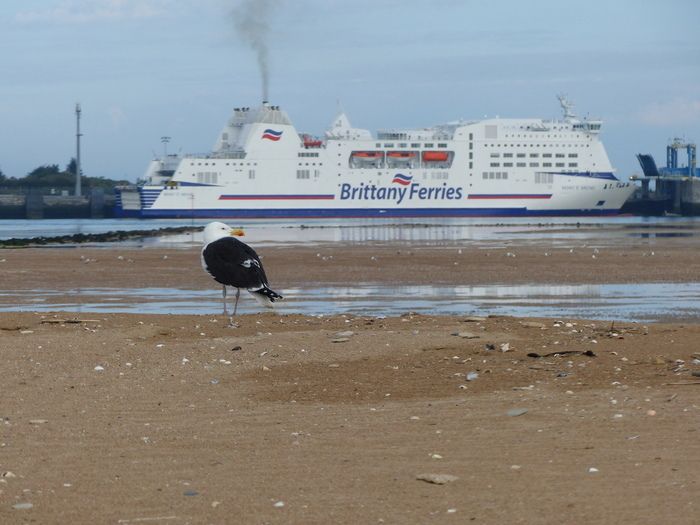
[416,473,459,485]
[13,503,33,510]
[507,408,528,417]
[453,332,479,339]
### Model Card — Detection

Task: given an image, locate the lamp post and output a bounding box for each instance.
[75,103,82,196]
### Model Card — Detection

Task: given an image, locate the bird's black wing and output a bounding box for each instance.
[202,237,269,289]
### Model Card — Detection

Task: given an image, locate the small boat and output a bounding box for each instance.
[301,134,324,148]
[422,151,449,162]
[351,151,384,159]
[387,151,417,158]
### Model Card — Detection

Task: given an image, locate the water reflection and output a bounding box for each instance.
[2,216,700,248]
[1,282,698,322]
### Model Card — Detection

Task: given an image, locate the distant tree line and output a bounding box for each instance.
[0,159,130,193]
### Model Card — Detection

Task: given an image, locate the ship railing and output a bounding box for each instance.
[180,151,248,160]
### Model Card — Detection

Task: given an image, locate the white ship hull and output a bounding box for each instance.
[116,99,635,218]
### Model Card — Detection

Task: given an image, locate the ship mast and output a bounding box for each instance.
[557,94,576,121]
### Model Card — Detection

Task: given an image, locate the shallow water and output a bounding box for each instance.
[2,282,698,323]
[1,216,700,248]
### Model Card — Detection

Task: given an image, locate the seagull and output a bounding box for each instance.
[201,221,283,325]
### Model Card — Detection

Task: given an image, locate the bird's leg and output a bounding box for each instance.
[233,288,241,316]
[227,288,241,328]
[222,285,228,316]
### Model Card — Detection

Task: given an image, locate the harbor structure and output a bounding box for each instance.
[629,138,700,215]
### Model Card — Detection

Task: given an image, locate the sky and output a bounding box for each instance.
[1,0,698,182]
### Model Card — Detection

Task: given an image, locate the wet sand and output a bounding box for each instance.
[1,236,700,523]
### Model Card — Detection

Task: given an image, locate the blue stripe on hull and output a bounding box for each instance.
[135,207,623,218]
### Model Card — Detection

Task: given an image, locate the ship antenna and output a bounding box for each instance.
[161,136,171,157]
[557,94,576,120]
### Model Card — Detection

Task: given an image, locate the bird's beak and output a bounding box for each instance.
[230,228,245,237]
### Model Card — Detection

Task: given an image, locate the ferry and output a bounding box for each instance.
[115,96,635,218]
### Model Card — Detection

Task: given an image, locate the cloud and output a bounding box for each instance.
[15,0,171,24]
[638,98,700,126]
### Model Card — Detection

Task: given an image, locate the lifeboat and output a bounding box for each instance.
[422,151,449,162]
[301,134,323,148]
[351,151,384,159]
[387,151,417,159]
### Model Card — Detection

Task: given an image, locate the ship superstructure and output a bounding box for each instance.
[116,97,635,218]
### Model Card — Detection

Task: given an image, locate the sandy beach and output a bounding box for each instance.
[1,232,700,523]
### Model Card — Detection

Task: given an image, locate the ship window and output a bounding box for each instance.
[555,153,565,158]
[530,153,539,158]
[569,163,578,167]
[411,143,420,148]
[503,153,513,158]
[383,143,394,148]
[376,143,381,147]
[469,162,473,169]
[248,170,255,179]
[399,143,408,148]
[543,162,552,167]
[516,153,525,158]
[469,133,473,140]
[296,169,310,179]
[543,153,552,158]
[469,152,473,159]
[482,172,488,179]
[424,143,434,148]
[490,153,500,158]
[489,172,495,179]
[438,143,447,148]
[490,162,500,167]
[555,162,565,167]
[535,173,554,184]
[503,162,513,167]
[516,162,526,167]
[568,153,578,158]
[529,162,539,167]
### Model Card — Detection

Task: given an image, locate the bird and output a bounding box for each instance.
[201,221,283,325]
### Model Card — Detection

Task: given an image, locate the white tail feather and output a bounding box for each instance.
[248,289,275,308]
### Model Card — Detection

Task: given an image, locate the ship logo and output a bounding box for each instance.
[392,173,413,186]
[261,129,283,141]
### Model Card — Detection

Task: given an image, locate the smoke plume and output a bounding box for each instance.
[232,0,273,102]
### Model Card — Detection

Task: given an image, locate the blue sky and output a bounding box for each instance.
[1,0,698,181]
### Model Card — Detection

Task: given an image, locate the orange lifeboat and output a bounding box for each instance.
[387,151,417,159]
[352,151,384,159]
[422,151,449,162]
